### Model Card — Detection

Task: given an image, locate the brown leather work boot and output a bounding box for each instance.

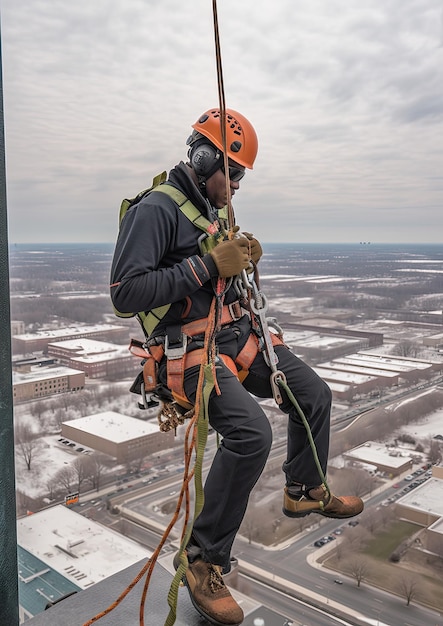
[283,483,364,519]
[181,556,244,626]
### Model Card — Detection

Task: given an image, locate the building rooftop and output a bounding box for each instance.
[321,360,399,379]
[18,545,81,617]
[397,478,443,518]
[358,351,436,370]
[14,323,126,340]
[314,366,375,384]
[325,381,352,392]
[13,365,83,384]
[48,338,129,364]
[63,411,159,442]
[17,505,150,591]
[285,331,361,350]
[344,441,413,469]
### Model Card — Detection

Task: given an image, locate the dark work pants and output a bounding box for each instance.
[181,322,332,571]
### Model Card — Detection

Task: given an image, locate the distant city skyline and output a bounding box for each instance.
[2,0,443,244]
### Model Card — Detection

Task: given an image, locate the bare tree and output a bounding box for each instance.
[347,556,370,588]
[398,574,420,606]
[31,400,48,425]
[342,525,369,554]
[84,453,107,492]
[378,505,395,528]
[361,508,380,535]
[126,448,147,473]
[428,439,442,466]
[333,538,345,563]
[341,467,373,498]
[54,466,75,493]
[46,478,59,500]
[393,340,420,358]
[72,456,90,493]
[15,423,41,471]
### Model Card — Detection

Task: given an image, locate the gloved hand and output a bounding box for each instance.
[243,232,263,264]
[210,237,251,277]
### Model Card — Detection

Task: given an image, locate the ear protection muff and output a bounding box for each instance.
[188,140,222,180]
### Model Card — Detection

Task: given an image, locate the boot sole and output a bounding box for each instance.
[282,506,359,520]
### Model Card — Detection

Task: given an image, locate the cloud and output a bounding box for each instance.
[2,0,443,243]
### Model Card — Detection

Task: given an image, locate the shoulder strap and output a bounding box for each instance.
[115,179,221,337]
[119,171,167,225]
[155,184,218,235]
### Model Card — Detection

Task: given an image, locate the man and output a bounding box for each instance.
[110,108,363,626]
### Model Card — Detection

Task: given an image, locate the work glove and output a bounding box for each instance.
[209,237,251,277]
[243,232,263,264]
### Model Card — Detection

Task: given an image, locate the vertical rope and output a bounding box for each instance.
[212,0,235,231]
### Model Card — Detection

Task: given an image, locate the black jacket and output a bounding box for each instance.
[110,162,238,337]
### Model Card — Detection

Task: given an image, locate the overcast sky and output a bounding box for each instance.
[2,0,443,244]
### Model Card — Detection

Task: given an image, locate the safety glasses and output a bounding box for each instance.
[221,164,245,182]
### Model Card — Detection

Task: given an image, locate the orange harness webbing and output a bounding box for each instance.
[130,305,283,408]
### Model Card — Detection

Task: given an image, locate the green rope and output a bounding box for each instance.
[164,364,214,626]
[277,375,330,496]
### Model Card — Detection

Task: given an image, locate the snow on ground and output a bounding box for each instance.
[15,436,93,499]
[17,401,443,501]
[398,407,443,440]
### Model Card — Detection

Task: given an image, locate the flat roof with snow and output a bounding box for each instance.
[397,478,443,518]
[345,441,412,469]
[290,335,361,350]
[333,356,415,373]
[14,323,126,341]
[13,366,84,383]
[357,352,435,370]
[48,338,129,363]
[325,381,353,392]
[63,411,159,442]
[314,367,375,384]
[17,505,150,590]
[321,361,399,379]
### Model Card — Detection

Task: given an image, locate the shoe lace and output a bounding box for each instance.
[208,565,225,593]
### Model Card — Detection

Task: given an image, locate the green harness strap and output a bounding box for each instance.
[114,176,222,337]
[164,363,214,626]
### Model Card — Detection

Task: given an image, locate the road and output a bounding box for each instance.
[73,467,443,626]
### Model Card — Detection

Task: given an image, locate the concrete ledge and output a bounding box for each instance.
[26,556,286,626]
[27,559,201,625]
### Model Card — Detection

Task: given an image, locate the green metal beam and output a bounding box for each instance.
[0,24,19,626]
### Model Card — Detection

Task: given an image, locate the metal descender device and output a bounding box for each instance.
[235,264,287,405]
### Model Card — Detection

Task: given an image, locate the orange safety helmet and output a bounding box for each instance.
[191,108,258,170]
